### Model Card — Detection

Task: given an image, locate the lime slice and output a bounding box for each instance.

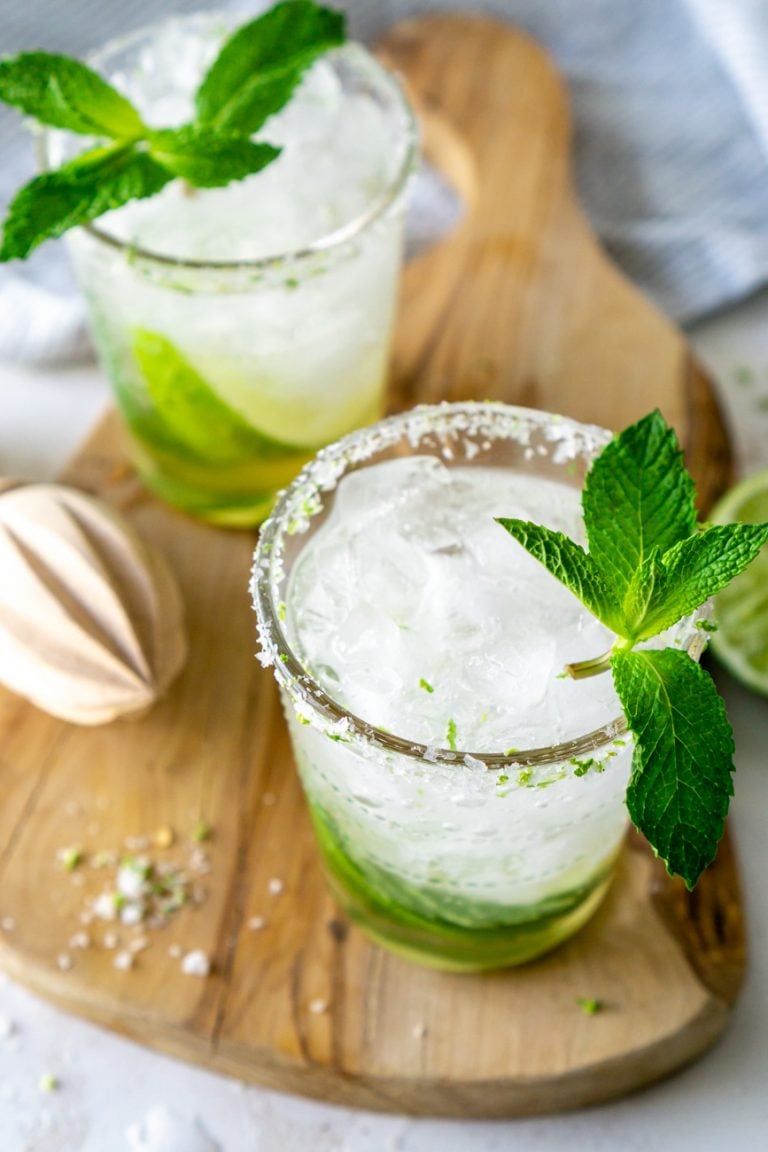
[131,329,301,465]
[710,469,768,694]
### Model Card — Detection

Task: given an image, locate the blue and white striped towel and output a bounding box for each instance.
[2,0,768,363]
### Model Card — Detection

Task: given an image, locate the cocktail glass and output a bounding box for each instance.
[43,13,416,525]
[252,402,705,971]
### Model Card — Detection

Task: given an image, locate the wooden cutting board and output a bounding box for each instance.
[0,16,742,1117]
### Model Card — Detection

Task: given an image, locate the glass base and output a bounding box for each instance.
[310,807,618,972]
[133,460,286,527]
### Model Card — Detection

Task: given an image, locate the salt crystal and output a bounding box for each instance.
[129,936,150,954]
[113,951,134,972]
[102,932,119,950]
[117,862,149,899]
[57,953,73,972]
[168,944,182,959]
[308,998,328,1015]
[411,1023,428,1039]
[124,835,149,852]
[92,893,117,921]
[69,932,91,950]
[189,848,211,875]
[267,878,284,896]
[120,903,144,926]
[181,950,210,978]
[248,916,266,931]
[0,917,15,932]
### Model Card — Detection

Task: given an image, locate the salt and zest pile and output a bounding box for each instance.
[0,1,346,260]
[50,824,216,978]
[498,410,768,888]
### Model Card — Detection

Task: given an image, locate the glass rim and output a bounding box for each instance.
[253,400,707,770]
[39,16,418,273]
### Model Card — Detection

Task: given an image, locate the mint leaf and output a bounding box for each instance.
[611,647,734,888]
[195,1,346,134]
[633,522,768,640]
[0,4,346,257]
[495,519,621,632]
[0,52,143,137]
[0,145,171,261]
[147,126,280,188]
[583,411,696,604]
[497,410,768,888]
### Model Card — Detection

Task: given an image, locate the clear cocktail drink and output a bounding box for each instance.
[46,14,415,525]
[253,404,702,969]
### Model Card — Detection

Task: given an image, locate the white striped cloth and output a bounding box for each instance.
[2,0,768,363]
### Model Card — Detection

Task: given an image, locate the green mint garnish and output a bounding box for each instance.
[145,125,279,189]
[497,410,768,890]
[446,718,458,752]
[0,145,173,260]
[195,0,345,134]
[575,996,602,1015]
[419,678,434,693]
[0,52,144,137]
[612,647,734,887]
[0,1,345,261]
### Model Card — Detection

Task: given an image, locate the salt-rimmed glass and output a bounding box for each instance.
[253,402,706,970]
[42,13,417,526]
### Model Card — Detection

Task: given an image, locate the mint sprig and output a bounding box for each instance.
[612,647,734,886]
[195,0,346,134]
[0,146,172,260]
[497,410,768,888]
[0,52,145,138]
[0,1,346,261]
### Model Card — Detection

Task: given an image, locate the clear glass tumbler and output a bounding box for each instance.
[253,402,703,971]
[44,14,416,526]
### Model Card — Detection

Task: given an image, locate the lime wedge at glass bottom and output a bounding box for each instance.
[710,469,768,694]
[131,329,302,465]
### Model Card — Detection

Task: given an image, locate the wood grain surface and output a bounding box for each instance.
[0,15,742,1117]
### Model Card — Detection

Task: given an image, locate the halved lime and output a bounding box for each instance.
[710,469,768,695]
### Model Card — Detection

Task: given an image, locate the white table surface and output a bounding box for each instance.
[1,294,768,1151]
